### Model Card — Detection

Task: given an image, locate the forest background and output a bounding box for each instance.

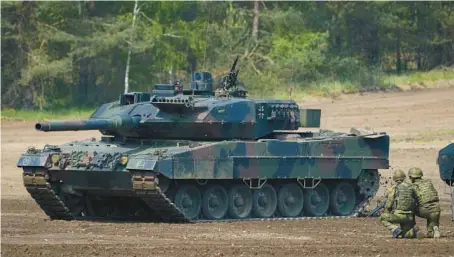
[1,1,453,118]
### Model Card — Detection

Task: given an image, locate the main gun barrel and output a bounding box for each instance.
[35,116,141,132]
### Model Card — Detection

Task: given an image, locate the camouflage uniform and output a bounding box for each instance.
[408,167,441,238]
[380,170,418,238]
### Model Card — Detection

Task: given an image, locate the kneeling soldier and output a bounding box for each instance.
[408,167,441,238]
[380,169,418,238]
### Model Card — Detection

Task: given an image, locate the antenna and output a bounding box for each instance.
[202,3,211,71]
[124,0,139,94]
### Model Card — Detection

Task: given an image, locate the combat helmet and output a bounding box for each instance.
[392,169,406,182]
[408,167,423,179]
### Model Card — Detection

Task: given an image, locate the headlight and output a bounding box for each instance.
[51,154,60,164]
[120,155,129,165]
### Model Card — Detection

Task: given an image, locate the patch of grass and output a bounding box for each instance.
[391,129,454,143]
[307,80,364,97]
[1,108,95,121]
[250,80,392,99]
[311,67,454,97]
[383,67,454,86]
[249,67,454,99]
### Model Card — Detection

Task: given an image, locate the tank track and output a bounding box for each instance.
[22,168,75,220]
[23,168,379,223]
[131,170,379,223]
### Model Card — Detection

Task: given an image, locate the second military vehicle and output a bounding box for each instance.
[438,143,454,221]
[17,57,390,222]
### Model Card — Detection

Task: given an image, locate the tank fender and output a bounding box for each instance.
[126,157,173,179]
[350,127,388,138]
[362,134,387,139]
[17,154,50,168]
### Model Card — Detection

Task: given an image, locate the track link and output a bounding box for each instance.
[23,168,75,220]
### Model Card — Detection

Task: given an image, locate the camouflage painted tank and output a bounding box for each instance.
[438,143,454,221]
[17,58,390,222]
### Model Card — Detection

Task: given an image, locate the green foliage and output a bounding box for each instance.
[1,1,453,110]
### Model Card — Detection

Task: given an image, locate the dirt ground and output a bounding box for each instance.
[2,87,454,257]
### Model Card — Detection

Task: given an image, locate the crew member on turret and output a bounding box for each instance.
[174,81,182,93]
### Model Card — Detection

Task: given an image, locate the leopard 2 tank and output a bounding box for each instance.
[17,57,390,222]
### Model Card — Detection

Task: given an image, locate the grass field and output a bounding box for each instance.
[391,129,454,143]
[260,67,454,99]
[383,66,454,85]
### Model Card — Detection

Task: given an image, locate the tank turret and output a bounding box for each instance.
[33,58,321,140]
[34,92,321,140]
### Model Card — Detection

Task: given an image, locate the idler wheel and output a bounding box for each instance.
[58,191,86,217]
[175,185,201,220]
[227,184,252,219]
[277,183,304,217]
[329,181,356,216]
[357,169,379,198]
[303,183,330,217]
[252,184,277,218]
[202,185,228,220]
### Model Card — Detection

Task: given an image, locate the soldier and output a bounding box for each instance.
[408,167,441,238]
[174,81,182,92]
[380,169,419,238]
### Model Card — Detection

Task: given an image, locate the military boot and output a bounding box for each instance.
[402,227,419,239]
[392,228,402,238]
[433,226,440,238]
[412,226,419,239]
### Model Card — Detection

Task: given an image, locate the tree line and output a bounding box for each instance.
[1,1,453,110]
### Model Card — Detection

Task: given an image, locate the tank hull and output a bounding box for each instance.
[18,132,389,222]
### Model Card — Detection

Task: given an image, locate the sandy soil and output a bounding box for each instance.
[2,87,454,257]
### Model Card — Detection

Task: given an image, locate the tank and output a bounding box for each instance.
[17,57,390,222]
[437,143,454,221]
